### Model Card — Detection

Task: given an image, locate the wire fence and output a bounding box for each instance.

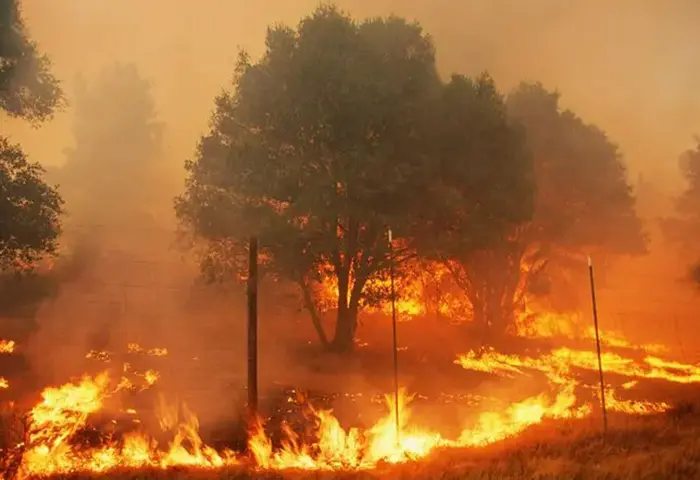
[6,219,700,361]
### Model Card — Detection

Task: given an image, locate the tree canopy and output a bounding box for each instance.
[0,137,63,270]
[176,5,534,352]
[0,0,64,123]
[432,82,646,342]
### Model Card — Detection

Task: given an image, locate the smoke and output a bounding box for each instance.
[2,0,700,430]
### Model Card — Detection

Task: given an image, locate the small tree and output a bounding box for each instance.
[176,6,533,352]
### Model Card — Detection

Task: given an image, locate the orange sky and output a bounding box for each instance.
[3,0,700,191]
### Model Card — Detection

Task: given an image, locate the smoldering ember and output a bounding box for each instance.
[2,2,700,480]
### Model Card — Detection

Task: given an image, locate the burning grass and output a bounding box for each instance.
[3,344,700,479]
[3,309,700,480]
[16,409,700,479]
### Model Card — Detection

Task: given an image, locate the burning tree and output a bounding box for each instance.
[176,6,532,352]
[439,83,646,344]
[664,138,700,287]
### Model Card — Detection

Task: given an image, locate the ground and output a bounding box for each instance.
[20,405,700,480]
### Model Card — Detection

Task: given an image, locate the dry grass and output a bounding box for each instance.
[14,406,700,480]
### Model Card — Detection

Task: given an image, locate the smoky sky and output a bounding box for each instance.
[4,0,700,191]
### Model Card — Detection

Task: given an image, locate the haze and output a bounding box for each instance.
[5,0,700,189]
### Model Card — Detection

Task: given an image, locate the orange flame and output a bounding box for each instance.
[17,373,237,477]
[0,339,15,354]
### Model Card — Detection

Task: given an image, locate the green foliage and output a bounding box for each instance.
[0,137,63,271]
[177,5,532,351]
[0,0,64,123]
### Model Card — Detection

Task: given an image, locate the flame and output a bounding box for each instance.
[0,378,8,389]
[316,261,463,320]
[604,386,669,414]
[127,343,169,357]
[249,388,446,470]
[455,344,691,418]
[17,373,237,477]
[515,303,667,354]
[0,339,15,354]
[8,306,698,476]
[458,382,588,446]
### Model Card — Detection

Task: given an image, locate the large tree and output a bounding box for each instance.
[176,6,533,352]
[0,0,64,273]
[441,82,646,343]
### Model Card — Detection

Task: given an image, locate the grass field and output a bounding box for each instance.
[22,404,700,480]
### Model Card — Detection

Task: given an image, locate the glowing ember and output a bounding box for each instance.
[0,339,15,354]
[127,343,169,356]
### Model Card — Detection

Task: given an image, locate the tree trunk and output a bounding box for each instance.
[330,264,365,353]
[299,279,330,348]
[330,306,358,353]
[470,293,514,346]
[456,247,524,347]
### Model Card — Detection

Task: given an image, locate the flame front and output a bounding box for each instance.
[7,307,700,477]
[249,388,446,470]
[17,373,237,478]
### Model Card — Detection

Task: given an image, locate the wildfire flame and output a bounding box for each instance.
[0,340,15,354]
[4,306,700,477]
[17,372,237,478]
[249,389,445,470]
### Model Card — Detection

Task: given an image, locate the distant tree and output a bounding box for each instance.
[0,0,64,123]
[664,139,700,286]
[442,83,646,343]
[56,63,164,223]
[176,6,533,352]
